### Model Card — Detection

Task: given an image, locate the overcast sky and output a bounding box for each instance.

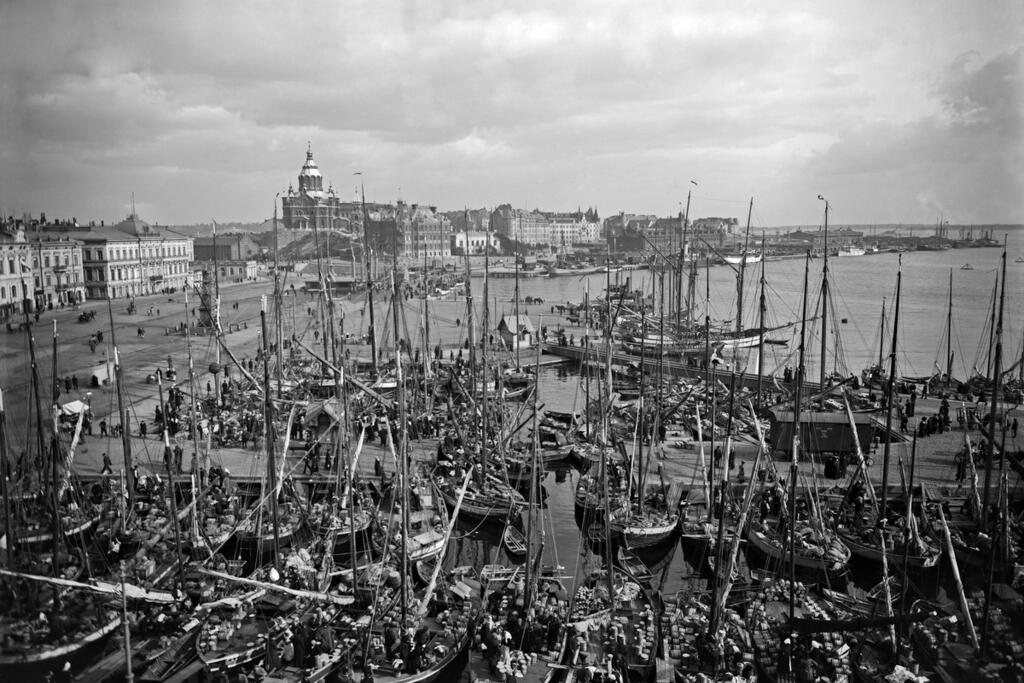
[0,1,1020,227]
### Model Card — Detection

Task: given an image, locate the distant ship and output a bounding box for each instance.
[837,244,866,257]
[723,251,762,265]
[961,263,974,270]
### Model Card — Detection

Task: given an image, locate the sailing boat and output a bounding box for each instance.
[745,252,850,576]
[0,319,122,680]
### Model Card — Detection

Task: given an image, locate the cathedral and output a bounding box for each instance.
[280,145,348,231]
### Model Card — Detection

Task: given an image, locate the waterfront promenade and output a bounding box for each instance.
[0,277,1019,502]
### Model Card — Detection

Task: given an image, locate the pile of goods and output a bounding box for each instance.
[747,580,852,682]
[663,595,753,680]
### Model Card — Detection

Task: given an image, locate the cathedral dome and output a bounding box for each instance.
[297,145,324,197]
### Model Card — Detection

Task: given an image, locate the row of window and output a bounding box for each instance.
[84,261,189,282]
[89,242,190,262]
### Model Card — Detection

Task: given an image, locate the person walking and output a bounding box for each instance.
[99,419,107,436]
[100,452,113,475]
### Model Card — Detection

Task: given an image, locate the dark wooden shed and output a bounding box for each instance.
[768,410,873,457]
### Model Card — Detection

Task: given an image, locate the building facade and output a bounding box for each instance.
[402,203,452,260]
[281,147,347,232]
[27,233,86,308]
[57,214,193,299]
[453,230,500,254]
[0,223,32,319]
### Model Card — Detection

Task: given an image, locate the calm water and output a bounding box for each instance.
[438,229,1024,595]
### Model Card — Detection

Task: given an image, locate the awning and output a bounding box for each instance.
[60,399,88,416]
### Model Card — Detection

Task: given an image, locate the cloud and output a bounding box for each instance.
[797,47,1022,224]
[0,0,1021,224]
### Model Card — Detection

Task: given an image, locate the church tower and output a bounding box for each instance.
[281,144,341,231]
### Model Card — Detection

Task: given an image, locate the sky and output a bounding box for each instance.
[0,0,1021,227]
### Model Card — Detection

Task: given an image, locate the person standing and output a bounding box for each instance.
[1013,417,1019,438]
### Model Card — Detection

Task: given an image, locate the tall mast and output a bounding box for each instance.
[679,181,694,330]
[756,234,767,412]
[260,296,281,574]
[880,257,902,524]
[946,269,953,386]
[790,250,811,623]
[358,175,378,375]
[391,267,410,626]
[156,374,187,594]
[0,387,13,569]
[736,198,753,336]
[818,195,830,390]
[46,322,63,594]
[108,298,135,502]
[463,210,476,407]
[981,247,1007,530]
[273,196,284,397]
[877,298,886,371]
[482,238,490,477]
[514,215,521,370]
[182,287,203,489]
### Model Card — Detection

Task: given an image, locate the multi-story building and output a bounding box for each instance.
[54,214,193,300]
[490,205,550,247]
[452,230,500,255]
[402,203,452,260]
[281,146,347,231]
[2,216,87,312]
[27,232,86,309]
[442,208,491,234]
[0,221,33,319]
[544,210,601,250]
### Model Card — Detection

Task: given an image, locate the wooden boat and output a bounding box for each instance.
[432,469,524,523]
[746,519,851,573]
[137,620,202,682]
[666,591,754,683]
[501,522,527,561]
[559,569,660,681]
[196,591,284,675]
[608,506,679,548]
[0,601,122,680]
[615,547,654,586]
[836,525,941,569]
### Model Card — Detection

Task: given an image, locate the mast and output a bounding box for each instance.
[514,215,521,370]
[818,195,830,390]
[708,374,737,639]
[47,322,63,596]
[260,296,282,574]
[736,198,753,336]
[877,298,886,372]
[981,247,1007,530]
[790,250,811,623]
[482,238,490,479]
[108,299,135,502]
[273,196,284,397]
[358,175,378,375]
[391,267,410,627]
[182,288,203,487]
[679,181,694,330]
[0,387,13,569]
[756,233,767,412]
[463,210,476,408]
[946,269,953,386]
[156,373,188,594]
[880,256,902,524]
